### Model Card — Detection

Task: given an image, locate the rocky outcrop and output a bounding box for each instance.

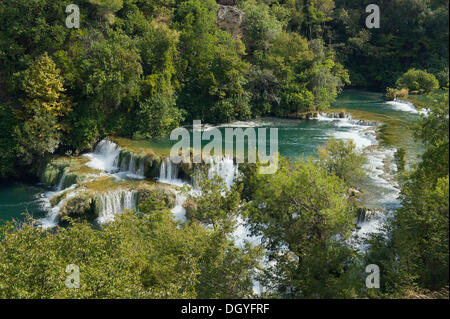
[55,179,176,222]
[216,5,245,37]
[40,157,101,189]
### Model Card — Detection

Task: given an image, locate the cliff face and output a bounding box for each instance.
[216,4,245,38]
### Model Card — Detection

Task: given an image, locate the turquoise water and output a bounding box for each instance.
[0,181,48,224]
[146,90,423,160]
[0,90,424,223]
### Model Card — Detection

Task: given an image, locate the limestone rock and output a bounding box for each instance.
[216,4,245,37]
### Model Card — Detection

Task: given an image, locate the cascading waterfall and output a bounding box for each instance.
[316,112,401,246]
[207,157,239,190]
[159,158,180,184]
[56,170,67,191]
[40,185,79,229]
[85,139,121,172]
[316,113,376,149]
[85,139,145,178]
[136,159,144,176]
[96,190,137,224]
[118,154,145,179]
[171,193,187,223]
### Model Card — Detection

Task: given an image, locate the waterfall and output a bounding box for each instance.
[136,159,144,176]
[159,158,182,185]
[171,193,187,223]
[129,156,136,173]
[40,185,79,229]
[56,170,67,191]
[85,139,121,172]
[84,139,144,179]
[207,157,239,190]
[315,112,377,149]
[96,190,137,224]
[121,155,145,179]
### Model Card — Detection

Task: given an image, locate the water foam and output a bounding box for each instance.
[385,100,419,113]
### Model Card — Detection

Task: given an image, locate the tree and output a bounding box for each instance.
[136,94,184,138]
[80,31,143,111]
[175,0,250,123]
[396,69,440,93]
[0,194,261,298]
[247,157,360,298]
[240,1,282,55]
[317,137,367,188]
[182,170,263,298]
[364,95,449,295]
[12,53,71,164]
[0,104,18,177]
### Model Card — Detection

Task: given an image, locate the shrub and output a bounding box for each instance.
[386,87,409,100]
[396,69,439,94]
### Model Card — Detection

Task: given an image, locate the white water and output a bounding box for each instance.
[56,170,67,191]
[96,190,137,224]
[206,156,239,190]
[356,147,400,244]
[385,99,419,114]
[84,139,121,172]
[316,113,377,149]
[316,113,401,242]
[84,139,145,179]
[39,184,79,229]
[159,157,183,185]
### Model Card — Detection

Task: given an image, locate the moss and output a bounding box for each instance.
[50,190,69,206]
[54,178,176,221]
[40,156,102,187]
[110,136,171,157]
[40,160,67,186]
[144,155,162,179]
[59,193,96,221]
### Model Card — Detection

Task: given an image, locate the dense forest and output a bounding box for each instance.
[0,0,448,299]
[1,0,448,178]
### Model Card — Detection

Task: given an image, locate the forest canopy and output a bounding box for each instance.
[1,0,447,178]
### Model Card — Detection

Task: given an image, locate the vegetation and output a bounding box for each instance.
[0,198,260,298]
[364,95,449,297]
[0,0,448,300]
[395,69,440,94]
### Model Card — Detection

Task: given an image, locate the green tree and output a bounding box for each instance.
[364,95,449,296]
[240,1,282,55]
[136,94,184,138]
[396,69,440,93]
[80,31,143,111]
[317,137,367,188]
[247,157,360,298]
[0,104,18,177]
[175,0,250,123]
[13,53,71,164]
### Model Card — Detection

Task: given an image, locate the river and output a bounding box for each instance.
[0,90,424,230]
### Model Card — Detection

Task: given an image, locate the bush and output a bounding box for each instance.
[386,88,409,100]
[396,69,439,94]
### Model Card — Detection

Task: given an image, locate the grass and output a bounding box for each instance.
[403,89,448,110]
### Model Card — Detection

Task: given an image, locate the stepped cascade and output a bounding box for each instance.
[97,190,138,224]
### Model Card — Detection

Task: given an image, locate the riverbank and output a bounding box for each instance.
[1,90,425,228]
